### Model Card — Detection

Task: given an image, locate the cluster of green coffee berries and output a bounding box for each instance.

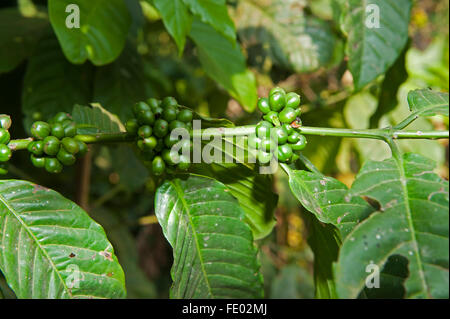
[0,115,12,175]
[125,97,193,176]
[251,87,307,164]
[28,112,88,173]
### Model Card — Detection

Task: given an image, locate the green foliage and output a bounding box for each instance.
[407,89,449,118]
[155,175,264,298]
[0,180,126,298]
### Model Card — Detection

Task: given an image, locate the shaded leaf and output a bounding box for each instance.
[407,89,449,118]
[72,103,125,134]
[48,0,131,65]
[155,174,263,298]
[0,180,126,298]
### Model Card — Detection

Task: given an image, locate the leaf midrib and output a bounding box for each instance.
[0,192,71,298]
[170,179,214,298]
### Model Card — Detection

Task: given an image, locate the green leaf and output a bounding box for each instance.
[93,44,155,121]
[72,103,125,134]
[182,0,235,42]
[189,19,257,112]
[236,0,338,72]
[407,89,449,118]
[155,175,264,298]
[0,8,48,73]
[281,164,375,239]
[48,0,131,65]
[0,180,126,299]
[153,0,192,54]
[21,29,92,127]
[343,0,412,90]
[335,153,449,298]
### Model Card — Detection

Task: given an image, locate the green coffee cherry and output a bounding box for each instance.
[269,87,285,96]
[77,140,88,157]
[258,150,272,164]
[45,158,63,174]
[138,125,153,139]
[256,121,273,139]
[137,110,155,126]
[152,156,165,176]
[61,137,79,154]
[164,134,180,148]
[271,126,288,145]
[162,149,180,166]
[30,155,45,168]
[0,162,8,175]
[51,123,65,139]
[291,135,307,151]
[57,148,76,166]
[161,97,178,109]
[0,128,10,144]
[153,119,169,138]
[177,155,190,171]
[285,92,301,109]
[133,102,151,116]
[27,141,44,156]
[257,98,271,114]
[138,137,157,151]
[0,115,12,130]
[125,118,139,134]
[162,106,178,122]
[169,120,187,131]
[53,112,71,123]
[63,122,77,138]
[260,138,276,152]
[278,107,297,124]
[31,121,51,140]
[276,144,293,163]
[288,131,302,144]
[247,134,261,149]
[43,136,60,156]
[0,144,12,162]
[147,98,161,112]
[282,123,294,136]
[269,91,286,112]
[262,111,280,126]
[177,109,193,123]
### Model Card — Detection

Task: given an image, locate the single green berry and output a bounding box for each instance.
[162,106,178,122]
[43,136,60,156]
[0,144,12,162]
[53,112,71,123]
[164,134,180,148]
[51,123,65,139]
[138,136,158,151]
[262,111,281,126]
[57,148,76,166]
[0,162,8,175]
[31,121,51,140]
[0,128,10,144]
[161,97,178,109]
[27,141,44,156]
[30,155,45,168]
[256,121,273,139]
[278,107,297,124]
[177,109,193,123]
[0,115,12,130]
[257,98,271,114]
[152,156,165,176]
[61,137,79,154]
[285,92,301,109]
[45,158,63,174]
[125,118,139,134]
[258,150,272,164]
[177,155,190,171]
[276,144,293,163]
[77,141,88,157]
[153,119,169,138]
[282,123,294,135]
[137,110,155,126]
[169,120,187,131]
[271,126,288,145]
[291,135,307,151]
[162,149,180,166]
[63,122,77,138]
[260,138,276,152]
[147,98,161,112]
[133,102,151,116]
[288,131,302,144]
[138,125,153,138]
[269,91,286,112]
[269,87,286,96]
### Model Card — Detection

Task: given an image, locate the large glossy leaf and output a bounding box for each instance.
[189,19,257,112]
[154,0,192,54]
[72,103,125,134]
[0,180,126,299]
[182,0,235,42]
[407,89,449,118]
[342,0,412,90]
[21,29,92,128]
[155,175,263,298]
[236,0,338,72]
[48,0,131,65]
[0,8,48,73]
[335,153,449,298]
